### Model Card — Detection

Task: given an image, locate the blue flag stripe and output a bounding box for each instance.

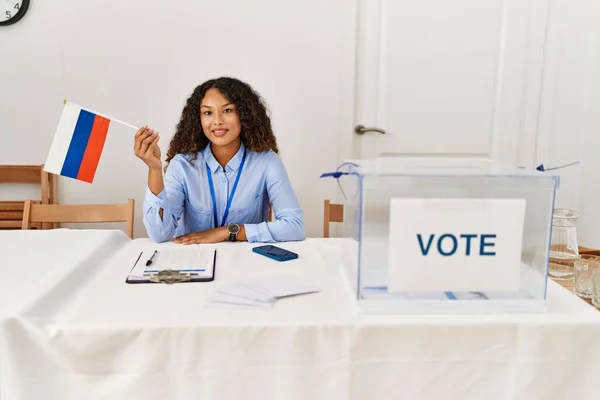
[60,110,95,179]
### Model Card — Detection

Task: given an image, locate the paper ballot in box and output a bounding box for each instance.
[321,158,559,314]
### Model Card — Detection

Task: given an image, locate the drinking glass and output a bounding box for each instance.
[548,208,579,280]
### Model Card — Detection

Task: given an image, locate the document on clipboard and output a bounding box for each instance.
[126,248,216,284]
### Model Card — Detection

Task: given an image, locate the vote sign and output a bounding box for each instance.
[387,198,526,292]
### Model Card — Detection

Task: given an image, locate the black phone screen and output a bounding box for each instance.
[265,246,290,256]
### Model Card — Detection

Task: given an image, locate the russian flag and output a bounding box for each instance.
[44,103,111,183]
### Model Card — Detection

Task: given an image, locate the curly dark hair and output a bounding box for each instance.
[165,77,278,167]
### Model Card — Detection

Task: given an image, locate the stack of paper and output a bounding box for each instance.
[205,275,320,308]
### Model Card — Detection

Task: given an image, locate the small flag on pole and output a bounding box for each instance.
[44,100,137,183]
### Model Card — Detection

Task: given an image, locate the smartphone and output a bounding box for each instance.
[252,245,298,262]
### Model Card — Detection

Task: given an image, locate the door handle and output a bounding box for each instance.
[354,124,386,135]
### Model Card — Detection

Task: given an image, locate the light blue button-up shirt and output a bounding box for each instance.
[143,143,305,243]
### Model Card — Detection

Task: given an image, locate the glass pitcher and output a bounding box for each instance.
[548,208,579,280]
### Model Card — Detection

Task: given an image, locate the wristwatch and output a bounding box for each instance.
[227,222,240,242]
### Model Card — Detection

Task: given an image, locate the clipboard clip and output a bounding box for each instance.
[148,269,193,284]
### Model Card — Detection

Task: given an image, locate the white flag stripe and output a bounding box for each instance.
[43,104,81,175]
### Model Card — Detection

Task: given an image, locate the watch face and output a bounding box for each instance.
[227,223,240,234]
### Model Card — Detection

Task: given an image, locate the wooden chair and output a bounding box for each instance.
[21,199,135,238]
[323,200,344,238]
[0,165,57,230]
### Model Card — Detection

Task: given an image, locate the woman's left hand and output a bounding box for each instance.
[174,228,228,245]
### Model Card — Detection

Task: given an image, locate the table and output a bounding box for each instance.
[0,229,130,317]
[0,229,131,399]
[553,277,598,307]
[2,232,600,400]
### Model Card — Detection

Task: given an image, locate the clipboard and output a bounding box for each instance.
[125,248,217,284]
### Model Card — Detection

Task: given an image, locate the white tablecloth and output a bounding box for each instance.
[2,234,600,399]
[0,229,130,317]
[0,229,130,399]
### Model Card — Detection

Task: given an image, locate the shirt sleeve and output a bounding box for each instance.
[244,152,305,243]
[142,156,186,243]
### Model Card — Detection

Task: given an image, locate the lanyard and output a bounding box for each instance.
[206,149,247,227]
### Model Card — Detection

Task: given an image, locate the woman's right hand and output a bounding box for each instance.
[134,126,162,170]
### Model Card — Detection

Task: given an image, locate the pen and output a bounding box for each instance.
[145,250,158,266]
[143,269,206,273]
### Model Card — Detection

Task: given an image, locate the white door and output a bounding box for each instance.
[352,0,550,167]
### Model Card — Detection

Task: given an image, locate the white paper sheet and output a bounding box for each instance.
[206,275,321,308]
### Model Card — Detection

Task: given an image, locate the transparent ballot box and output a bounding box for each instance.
[323,158,559,314]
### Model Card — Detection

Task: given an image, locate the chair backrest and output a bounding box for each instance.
[0,165,57,229]
[21,199,135,238]
[323,199,344,238]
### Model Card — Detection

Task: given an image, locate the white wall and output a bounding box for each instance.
[536,0,600,247]
[0,0,357,238]
[3,0,599,247]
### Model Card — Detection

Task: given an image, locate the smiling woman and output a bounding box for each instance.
[133,77,305,245]
[0,0,30,26]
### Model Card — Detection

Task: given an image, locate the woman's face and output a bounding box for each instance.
[200,88,242,148]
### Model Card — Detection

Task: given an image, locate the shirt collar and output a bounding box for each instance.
[203,142,246,173]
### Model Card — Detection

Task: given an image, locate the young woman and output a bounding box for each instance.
[134,77,305,244]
